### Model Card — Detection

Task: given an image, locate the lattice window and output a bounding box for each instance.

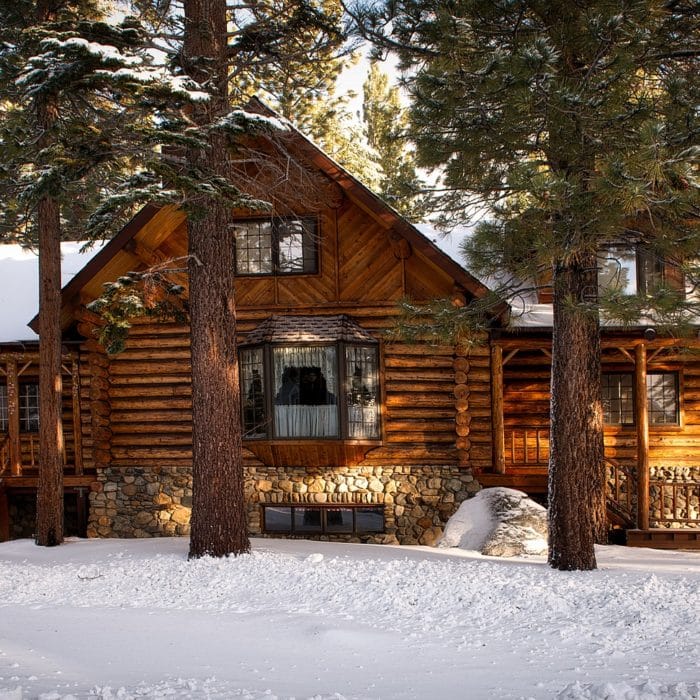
[232,218,317,276]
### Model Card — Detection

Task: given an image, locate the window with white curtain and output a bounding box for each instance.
[239,342,380,440]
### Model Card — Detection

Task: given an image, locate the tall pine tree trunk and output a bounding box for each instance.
[548,255,606,570]
[184,0,250,558]
[35,0,64,547]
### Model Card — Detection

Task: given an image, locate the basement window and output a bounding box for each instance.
[262,505,385,536]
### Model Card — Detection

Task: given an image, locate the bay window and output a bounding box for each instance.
[240,316,380,441]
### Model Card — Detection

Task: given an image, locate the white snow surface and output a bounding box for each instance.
[0,537,698,700]
[0,242,106,343]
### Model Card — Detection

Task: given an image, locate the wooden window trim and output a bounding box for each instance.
[241,341,382,443]
[602,370,682,430]
[232,216,319,277]
[261,503,385,536]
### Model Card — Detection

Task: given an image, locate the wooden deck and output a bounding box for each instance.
[626,529,700,550]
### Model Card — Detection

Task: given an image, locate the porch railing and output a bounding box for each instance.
[0,434,9,476]
[605,458,637,528]
[505,427,549,467]
[649,468,700,527]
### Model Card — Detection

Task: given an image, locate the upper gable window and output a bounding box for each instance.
[232,218,318,276]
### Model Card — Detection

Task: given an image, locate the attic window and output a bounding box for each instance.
[240,316,380,441]
[232,217,317,275]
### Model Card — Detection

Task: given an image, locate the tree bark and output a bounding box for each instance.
[184,0,250,558]
[35,0,64,547]
[547,255,606,570]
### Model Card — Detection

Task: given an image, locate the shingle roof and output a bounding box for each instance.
[241,315,377,345]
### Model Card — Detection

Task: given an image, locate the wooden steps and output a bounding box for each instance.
[626,528,700,550]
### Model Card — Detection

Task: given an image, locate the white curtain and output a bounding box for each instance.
[272,346,338,437]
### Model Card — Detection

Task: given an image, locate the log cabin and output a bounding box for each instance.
[0,104,698,548]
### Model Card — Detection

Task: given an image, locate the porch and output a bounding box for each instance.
[0,350,93,540]
[486,336,700,548]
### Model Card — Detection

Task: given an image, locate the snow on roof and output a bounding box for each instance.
[0,242,106,344]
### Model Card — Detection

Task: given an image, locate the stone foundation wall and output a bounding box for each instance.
[87,465,481,544]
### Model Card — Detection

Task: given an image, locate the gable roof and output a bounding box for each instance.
[246,97,499,305]
[44,101,508,332]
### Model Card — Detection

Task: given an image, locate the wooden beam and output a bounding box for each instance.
[71,357,83,475]
[491,344,506,474]
[635,343,650,530]
[6,361,21,476]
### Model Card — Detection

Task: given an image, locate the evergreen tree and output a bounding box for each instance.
[355,0,700,570]
[362,61,426,220]
[0,0,277,549]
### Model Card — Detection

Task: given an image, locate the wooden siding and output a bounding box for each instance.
[498,341,700,471]
[91,318,462,470]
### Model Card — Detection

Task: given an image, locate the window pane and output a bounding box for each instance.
[233,221,273,274]
[355,507,384,533]
[294,507,323,533]
[602,374,634,425]
[272,346,338,437]
[0,385,7,432]
[345,345,380,439]
[264,506,292,532]
[647,373,678,425]
[599,246,637,295]
[240,347,267,438]
[637,248,664,296]
[20,384,39,432]
[325,508,354,533]
[277,219,317,274]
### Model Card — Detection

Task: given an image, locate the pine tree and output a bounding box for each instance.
[182,0,250,559]
[356,0,700,570]
[0,0,272,548]
[362,62,426,220]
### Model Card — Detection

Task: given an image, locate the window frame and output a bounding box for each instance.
[240,340,382,442]
[232,216,319,277]
[601,370,681,429]
[0,382,40,434]
[598,244,685,299]
[261,504,385,536]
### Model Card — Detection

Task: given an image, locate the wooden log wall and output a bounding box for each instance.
[499,341,700,470]
[93,316,468,470]
[69,198,495,474]
[603,346,700,468]
[0,358,80,473]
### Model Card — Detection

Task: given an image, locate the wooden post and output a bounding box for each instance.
[71,357,83,475]
[0,487,9,541]
[635,343,650,530]
[6,360,21,476]
[491,344,505,474]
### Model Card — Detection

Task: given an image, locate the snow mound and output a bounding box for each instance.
[438,487,548,556]
[557,680,700,699]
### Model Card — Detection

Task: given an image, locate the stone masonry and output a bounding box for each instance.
[87,465,482,545]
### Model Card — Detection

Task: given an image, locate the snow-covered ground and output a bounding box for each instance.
[0,537,698,700]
